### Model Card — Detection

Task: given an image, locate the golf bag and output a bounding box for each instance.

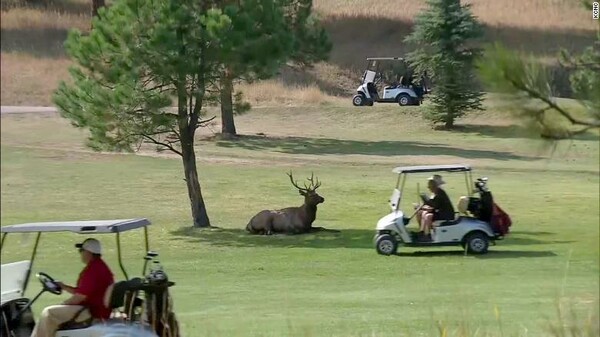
[142,263,180,337]
[491,203,512,236]
[467,190,493,223]
[468,178,512,236]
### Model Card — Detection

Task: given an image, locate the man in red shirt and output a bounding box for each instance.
[30,238,115,337]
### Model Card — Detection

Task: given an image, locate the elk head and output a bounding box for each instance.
[287,171,324,206]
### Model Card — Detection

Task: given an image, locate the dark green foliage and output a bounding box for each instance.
[54,0,231,152]
[216,0,331,135]
[405,0,485,128]
[52,0,257,227]
[218,0,295,81]
[477,2,599,139]
[284,0,332,67]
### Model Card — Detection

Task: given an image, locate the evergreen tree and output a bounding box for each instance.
[405,0,485,128]
[217,0,331,136]
[53,0,294,227]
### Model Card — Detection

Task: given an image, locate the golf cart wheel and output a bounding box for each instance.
[375,234,397,256]
[352,94,365,106]
[397,94,411,106]
[463,232,490,254]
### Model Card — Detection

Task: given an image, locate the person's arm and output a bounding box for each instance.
[62,293,87,305]
[68,266,97,306]
[425,194,440,210]
[57,282,76,295]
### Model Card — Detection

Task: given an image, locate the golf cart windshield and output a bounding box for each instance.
[0,218,152,297]
[1,260,31,304]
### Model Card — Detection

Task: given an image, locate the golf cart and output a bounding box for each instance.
[352,57,429,107]
[373,165,512,256]
[0,218,180,337]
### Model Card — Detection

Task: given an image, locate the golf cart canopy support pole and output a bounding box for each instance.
[142,225,150,276]
[464,172,470,197]
[116,232,129,281]
[468,171,474,196]
[396,173,407,191]
[0,232,6,251]
[23,232,42,294]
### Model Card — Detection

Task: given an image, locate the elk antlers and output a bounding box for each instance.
[287,171,321,192]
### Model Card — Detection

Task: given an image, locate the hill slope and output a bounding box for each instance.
[0,0,597,105]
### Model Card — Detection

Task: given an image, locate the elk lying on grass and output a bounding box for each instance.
[246,171,329,235]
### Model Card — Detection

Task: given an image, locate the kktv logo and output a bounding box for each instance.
[594,2,599,20]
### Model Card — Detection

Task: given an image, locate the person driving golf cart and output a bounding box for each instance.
[30,238,114,337]
[415,175,455,242]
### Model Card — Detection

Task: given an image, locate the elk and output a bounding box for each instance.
[246,171,325,235]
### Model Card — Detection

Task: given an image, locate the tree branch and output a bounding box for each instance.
[195,116,216,129]
[140,134,183,156]
[570,125,597,136]
[506,76,600,128]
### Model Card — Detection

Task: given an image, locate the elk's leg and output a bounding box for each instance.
[264,217,274,236]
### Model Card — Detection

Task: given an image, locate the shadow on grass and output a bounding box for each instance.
[510,230,555,236]
[170,227,373,249]
[170,227,567,253]
[396,250,557,259]
[450,124,600,141]
[1,27,70,59]
[214,135,537,161]
[504,237,574,245]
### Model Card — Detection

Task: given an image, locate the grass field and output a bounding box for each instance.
[1,1,599,336]
[1,101,599,336]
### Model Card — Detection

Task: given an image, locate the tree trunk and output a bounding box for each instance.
[91,0,105,17]
[175,23,210,228]
[445,115,454,128]
[180,139,211,228]
[220,68,237,136]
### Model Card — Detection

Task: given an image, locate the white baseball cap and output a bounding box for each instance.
[75,238,102,255]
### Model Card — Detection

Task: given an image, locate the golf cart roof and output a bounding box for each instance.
[392,164,471,174]
[366,57,405,61]
[0,218,151,234]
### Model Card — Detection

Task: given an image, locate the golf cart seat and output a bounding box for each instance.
[57,278,144,331]
[56,307,93,331]
[433,197,470,227]
[457,196,469,214]
[437,217,463,227]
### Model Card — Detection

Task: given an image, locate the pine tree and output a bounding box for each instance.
[476,1,599,139]
[217,0,331,137]
[52,0,297,227]
[405,0,485,128]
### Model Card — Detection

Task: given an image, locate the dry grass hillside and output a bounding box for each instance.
[1,0,598,105]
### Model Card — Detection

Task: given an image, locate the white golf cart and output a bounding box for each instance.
[0,218,179,337]
[352,57,429,107]
[373,164,512,256]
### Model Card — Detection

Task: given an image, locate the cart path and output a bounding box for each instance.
[1,106,58,114]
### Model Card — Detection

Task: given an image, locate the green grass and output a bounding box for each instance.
[1,103,599,337]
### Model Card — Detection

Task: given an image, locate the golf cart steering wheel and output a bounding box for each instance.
[37,272,62,295]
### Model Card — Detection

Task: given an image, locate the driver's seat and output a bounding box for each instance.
[56,307,93,331]
[56,278,144,330]
[434,197,467,227]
